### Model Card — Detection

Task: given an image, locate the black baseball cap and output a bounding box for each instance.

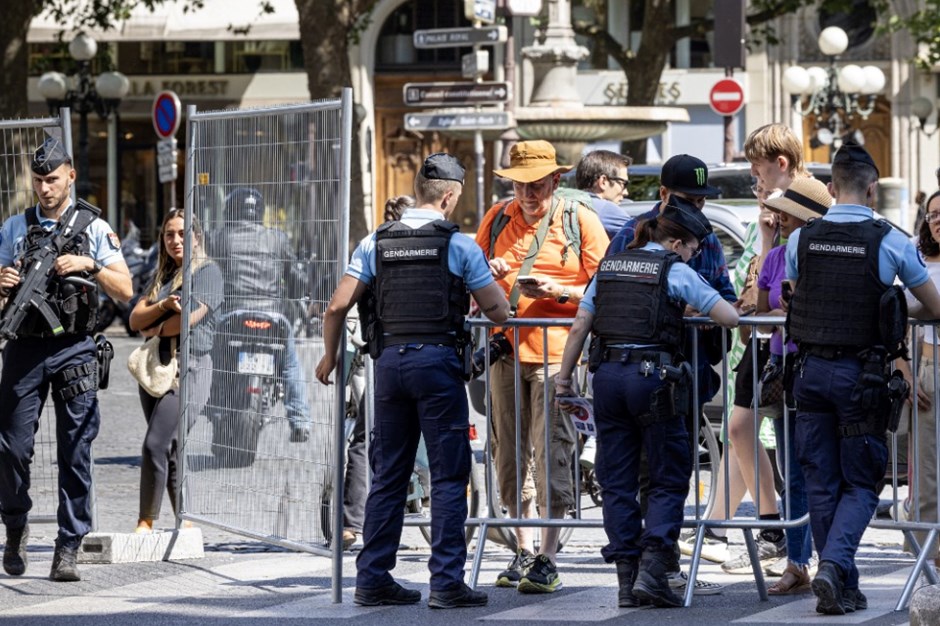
[663,194,713,241]
[420,152,465,184]
[32,137,72,175]
[832,141,879,178]
[660,154,720,196]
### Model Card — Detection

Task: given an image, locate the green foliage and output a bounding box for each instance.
[884,1,940,70]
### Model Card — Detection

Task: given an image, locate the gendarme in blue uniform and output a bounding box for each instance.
[350,206,492,593]
[583,242,722,565]
[0,201,124,554]
[785,202,927,602]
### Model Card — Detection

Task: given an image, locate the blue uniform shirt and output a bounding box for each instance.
[786,204,928,289]
[580,242,723,316]
[606,204,736,302]
[347,207,494,291]
[0,203,124,268]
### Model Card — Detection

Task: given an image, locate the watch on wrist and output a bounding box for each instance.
[556,287,570,304]
[91,260,103,275]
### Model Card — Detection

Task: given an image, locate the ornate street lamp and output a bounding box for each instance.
[782,26,885,151]
[912,96,938,138]
[37,33,129,199]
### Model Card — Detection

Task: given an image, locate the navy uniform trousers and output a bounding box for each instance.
[0,334,100,548]
[592,359,692,563]
[356,344,472,592]
[793,354,888,592]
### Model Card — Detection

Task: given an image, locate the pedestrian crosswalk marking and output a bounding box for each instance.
[732,567,913,624]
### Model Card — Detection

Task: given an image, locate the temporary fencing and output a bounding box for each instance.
[421,315,938,610]
[0,110,82,527]
[178,88,352,602]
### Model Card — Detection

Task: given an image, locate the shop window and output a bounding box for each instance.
[375,0,467,72]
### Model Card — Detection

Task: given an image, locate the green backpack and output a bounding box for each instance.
[487,187,596,267]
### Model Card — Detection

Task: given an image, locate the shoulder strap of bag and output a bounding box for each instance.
[508,198,560,313]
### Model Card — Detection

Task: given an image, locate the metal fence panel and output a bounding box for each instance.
[0,111,78,526]
[179,95,351,557]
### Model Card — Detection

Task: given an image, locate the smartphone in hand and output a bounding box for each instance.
[516,275,539,285]
[781,281,793,303]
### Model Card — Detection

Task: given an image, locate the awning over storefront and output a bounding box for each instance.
[28,0,300,42]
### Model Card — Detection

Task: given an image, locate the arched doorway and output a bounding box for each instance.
[802,99,891,174]
[371,0,494,230]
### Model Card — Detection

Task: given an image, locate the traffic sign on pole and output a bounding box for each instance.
[152,90,181,139]
[413,26,507,49]
[404,111,513,132]
[464,0,496,24]
[708,78,745,116]
[403,81,511,107]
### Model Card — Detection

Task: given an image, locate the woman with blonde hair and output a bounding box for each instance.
[129,209,223,533]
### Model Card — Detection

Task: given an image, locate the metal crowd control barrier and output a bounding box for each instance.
[869,319,940,610]
[0,110,84,527]
[409,315,940,610]
[178,91,352,601]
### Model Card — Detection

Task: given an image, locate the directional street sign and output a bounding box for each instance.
[404,111,513,132]
[403,81,511,107]
[413,26,507,49]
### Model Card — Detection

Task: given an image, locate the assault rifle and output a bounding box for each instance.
[0,199,101,340]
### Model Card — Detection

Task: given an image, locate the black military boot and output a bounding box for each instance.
[3,523,29,576]
[811,560,845,615]
[49,542,81,582]
[616,560,641,608]
[633,548,683,608]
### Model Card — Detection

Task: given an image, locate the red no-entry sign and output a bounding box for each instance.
[709,78,745,116]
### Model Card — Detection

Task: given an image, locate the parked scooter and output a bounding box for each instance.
[207,309,293,467]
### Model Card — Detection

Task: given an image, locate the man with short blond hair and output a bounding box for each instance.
[744,123,811,191]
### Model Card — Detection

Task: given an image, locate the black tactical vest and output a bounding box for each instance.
[788,218,889,348]
[18,207,98,337]
[372,219,469,347]
[592,248,684,348]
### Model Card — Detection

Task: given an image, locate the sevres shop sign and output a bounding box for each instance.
[128,78,230,98]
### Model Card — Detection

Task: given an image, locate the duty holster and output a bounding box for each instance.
[588,335,603,373]
[95,334,114,389]
[637,361,692,427]
[844,348,890,437]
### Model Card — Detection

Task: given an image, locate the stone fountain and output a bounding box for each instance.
[513,0,688,164]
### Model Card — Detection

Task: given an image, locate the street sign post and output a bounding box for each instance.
[156,138,178,184]
[413,26,507,49]
[404,111,513,132]
[403,81,511,106]
[708,78,745,116]
[462,50,490,79]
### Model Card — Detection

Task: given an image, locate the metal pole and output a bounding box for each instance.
[475,130,485,225]
[107,115,118,227]
[723,67,734,162]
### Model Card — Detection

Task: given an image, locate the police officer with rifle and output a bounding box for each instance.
[315,153,509,609]
[555,196,740,609]
[785,142,940,615]
[0,138,132,582]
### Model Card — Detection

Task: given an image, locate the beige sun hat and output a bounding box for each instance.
[493,140,573,183]
[764,177,833,222]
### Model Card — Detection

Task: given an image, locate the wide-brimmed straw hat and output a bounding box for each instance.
[764,177,833,222]
[493,140,573,183]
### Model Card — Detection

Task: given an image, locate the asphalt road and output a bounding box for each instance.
[0,328,930,625]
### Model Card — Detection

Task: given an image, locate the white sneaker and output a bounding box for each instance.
[580,437,596,470]
[678,528,730,564]
[666,570,723,596]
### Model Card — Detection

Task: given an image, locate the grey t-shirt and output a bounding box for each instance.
[153,261,224,355]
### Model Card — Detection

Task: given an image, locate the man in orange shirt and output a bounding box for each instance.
[476,140,609,593]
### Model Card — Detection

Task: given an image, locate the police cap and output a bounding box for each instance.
[832,140,879,178]
[662,194,713,242]
[420,152,465,185]
[31,137,72,175]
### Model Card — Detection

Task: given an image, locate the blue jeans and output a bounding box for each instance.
[593,359,692,563]
[773,412,813,566]
[282,325,310,427]
[793,354,888,591]
[356,344,471,591]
